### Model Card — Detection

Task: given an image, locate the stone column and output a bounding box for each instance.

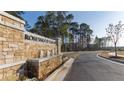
[56,38,62,55]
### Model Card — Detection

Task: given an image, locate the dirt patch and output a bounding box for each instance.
[98,51,124,63]
[97,51,110,58]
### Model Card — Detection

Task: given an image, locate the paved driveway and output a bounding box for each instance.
[64,51,124,81]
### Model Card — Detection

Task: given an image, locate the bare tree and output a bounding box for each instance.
[106,21,124,57]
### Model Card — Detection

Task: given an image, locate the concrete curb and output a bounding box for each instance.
[45,58,75,81]
[97,54,124,66]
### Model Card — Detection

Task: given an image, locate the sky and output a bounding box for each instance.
[22,11,124,46]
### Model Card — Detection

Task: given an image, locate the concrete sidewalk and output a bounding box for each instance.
[45,58,75,81]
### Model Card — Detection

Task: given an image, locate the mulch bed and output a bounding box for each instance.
[98,51,124,63]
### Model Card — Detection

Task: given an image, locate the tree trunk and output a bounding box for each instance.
[114,42,117,57]
[62,36,64,45]
[82,34,84,49]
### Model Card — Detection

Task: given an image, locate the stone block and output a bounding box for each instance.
[5,55,14,59]
[0,37,6,41]
[0,69,3,73]
[2,52,7,55]
[2,42,9,50]
[14,56,21,62]
[6,70,14,77]
[5,58,13,64]
[2,72,7,80]
[0,53,4,59]
[7,38,13,42]
[4,67,10,73]
[2,31,8,38]
[0,44,2,50]
[8,33,14,40]
[3,48,12,52]
[0,41,2,45]
[14,51,23,56]
[7,51,14,56]
[0,59,5,65]
[9,43,18,48]
[0,32,3,37]
[0,26,4,32]
[0,73,3,80]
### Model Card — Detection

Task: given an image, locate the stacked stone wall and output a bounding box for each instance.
[0,12,59,80]
[27,55,62,80]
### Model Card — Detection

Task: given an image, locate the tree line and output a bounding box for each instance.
[6,11,93,47]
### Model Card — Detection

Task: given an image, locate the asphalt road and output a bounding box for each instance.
[64,51,124,81]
